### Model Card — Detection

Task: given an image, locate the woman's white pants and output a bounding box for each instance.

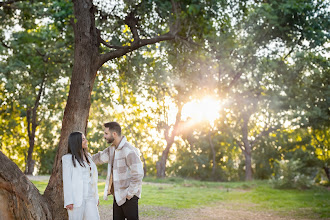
[67,198,100,220]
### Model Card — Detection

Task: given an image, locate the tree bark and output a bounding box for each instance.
[0,152,52,219]
[43,1,99,218]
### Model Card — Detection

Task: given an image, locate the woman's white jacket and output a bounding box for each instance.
[62,153,99,208]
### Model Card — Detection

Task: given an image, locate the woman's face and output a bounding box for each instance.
[82,134,88,149]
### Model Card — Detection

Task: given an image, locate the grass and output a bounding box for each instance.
[31,177,330,219]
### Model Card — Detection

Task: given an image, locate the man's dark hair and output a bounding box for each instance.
[104,122,121,136]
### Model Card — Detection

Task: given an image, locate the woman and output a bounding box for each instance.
[62,131,100,220]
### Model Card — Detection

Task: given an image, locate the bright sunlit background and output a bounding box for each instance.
[181,96,222,127]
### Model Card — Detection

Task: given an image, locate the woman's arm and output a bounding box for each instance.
[62,156,74,208]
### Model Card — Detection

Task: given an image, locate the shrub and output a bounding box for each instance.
[270,159,313,189]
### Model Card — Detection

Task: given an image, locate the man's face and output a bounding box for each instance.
[104,127,115,144]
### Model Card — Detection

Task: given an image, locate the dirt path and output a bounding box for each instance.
[99,202,317,220]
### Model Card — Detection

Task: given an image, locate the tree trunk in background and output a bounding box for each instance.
[208,131,216,179]
[157,102,182,178]
[25,77,45,175]
[141,152,147,177]
[242,112,253,181]
[26,108,37,175]
[157,141,174,178]
[243,150,253,181]
[324,166,330,181]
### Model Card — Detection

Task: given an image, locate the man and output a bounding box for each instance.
[92,122,144,220]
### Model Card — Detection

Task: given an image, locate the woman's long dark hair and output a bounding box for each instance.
[68,132,90,167]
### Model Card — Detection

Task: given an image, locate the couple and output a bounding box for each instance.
[62,122,144,220]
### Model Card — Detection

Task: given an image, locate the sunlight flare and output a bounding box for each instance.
[182,96,221,126]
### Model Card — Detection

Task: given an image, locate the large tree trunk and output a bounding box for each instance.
[43,0,99,219]
[0,152,52,219]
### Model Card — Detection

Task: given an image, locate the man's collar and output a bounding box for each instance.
[112,136,127,150]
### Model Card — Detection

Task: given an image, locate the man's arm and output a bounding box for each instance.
[92,146,111,165]
[126,150,144,199]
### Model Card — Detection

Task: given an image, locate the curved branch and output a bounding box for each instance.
[97,32,176,68]
[96,0,181,68]
[99,36,127,50]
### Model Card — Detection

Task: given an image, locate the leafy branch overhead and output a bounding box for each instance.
[94,0,182,67]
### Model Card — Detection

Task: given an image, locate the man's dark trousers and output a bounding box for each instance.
[113,196,139,220]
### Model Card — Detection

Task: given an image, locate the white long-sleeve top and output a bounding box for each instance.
[62,153,99,208]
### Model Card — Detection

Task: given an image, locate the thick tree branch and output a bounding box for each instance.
[97,32,176,68]
[98,35,127,50]
[96,0,181,68]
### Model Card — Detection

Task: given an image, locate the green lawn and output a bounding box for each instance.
[31,177,330,219]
